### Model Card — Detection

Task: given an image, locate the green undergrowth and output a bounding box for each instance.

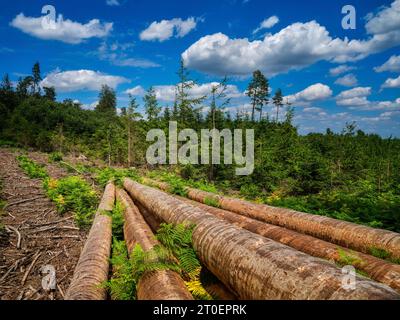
[156,223,214,300]
[106,201,125,240]
[49,151,63,162]
[203,196,220,208]
[95,167,141,188]
[17,155,48,179]
[147,170,218,197]
[106,221,216,300]
[336,248,369,277]
[43,176,98,227]
[105,239,180,300]
[105,238,136,300]
[368,247,400,265]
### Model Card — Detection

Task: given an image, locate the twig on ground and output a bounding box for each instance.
[27,235,80,240]
[21,250,42,285]
[5,225,21,249]
[3,196,45,210]
[20,217,73,229]
[57,284,65,299]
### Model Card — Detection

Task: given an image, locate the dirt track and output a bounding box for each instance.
[0,148,87,300]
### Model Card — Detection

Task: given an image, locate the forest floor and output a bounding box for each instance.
[0,148,88,300]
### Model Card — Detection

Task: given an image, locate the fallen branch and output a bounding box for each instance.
[22,216,73,229]
[21,251,42,285]
[5,225,21,249]
[60,161,83,174]
[3,196,45,210]
[27,235,80,239]
[57,284,65,299]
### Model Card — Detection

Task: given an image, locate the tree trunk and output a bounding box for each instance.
[124,179,399,300]
[116,188,193,300]
[176,195,400,292]
[276,105,279,122]
[144,178,400,260]
[135,200,237,300]
[128,124,131,167]
[65,182,115,300]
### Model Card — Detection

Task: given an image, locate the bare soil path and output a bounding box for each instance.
[0,148,88,300]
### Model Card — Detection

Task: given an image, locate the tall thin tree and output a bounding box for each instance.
[246,70,269,122]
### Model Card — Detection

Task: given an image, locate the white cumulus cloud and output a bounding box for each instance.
[286,83,332,105]
[329,65,356,76]
[10,13,112,44]
[253,16,279,34]
[381,75,400,89]
[41,69,129,92]
[125,85,146,96]
[140,17,200,42]
[336,87,400,111]
[375,55,400,72]
[365,0,400,35]
[334,74,358,87]
[182,1,400,77]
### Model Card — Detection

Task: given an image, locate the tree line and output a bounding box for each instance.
[0,61,399,231]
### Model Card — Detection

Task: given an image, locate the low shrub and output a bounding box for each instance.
[17,155,48,179]
[95,167,140,188]
[49,152,63,162]
[43,176,98,227]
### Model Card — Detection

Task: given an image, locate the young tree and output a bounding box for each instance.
[175,59,206,128]
[247,70,269,122]
[144,87,161,123]
[32,62,42,95]
[205,78,232,181]
[0,73,12,92]
[208,77,231,129]
[125,95,142,166]
[43,86,56,101]
[16,76,33,98]
[284,98,294,124]
[272,89,284,122]
[0,73,17,113]
[96,85,117,115]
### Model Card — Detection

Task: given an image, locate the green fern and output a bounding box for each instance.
[130,244,181,283]
[105,201,124,240]
[105,238,136,300]
[204,196,220,208]
[155,223,215,300]
[185,280,213,300]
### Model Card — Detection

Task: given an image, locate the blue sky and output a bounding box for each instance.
[1,0,399,136]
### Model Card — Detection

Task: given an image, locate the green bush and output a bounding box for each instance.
[49,151,63,162]
[95,167,140,188]
[43,176,98,227]
[105,238,137,300]
[240,184,261,199]
[107,201,124,240]
[16,155,48,179]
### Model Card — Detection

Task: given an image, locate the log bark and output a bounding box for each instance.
[65,182,115,300]
[176,195,400,293]
[144,178,400,260]
[116,188,193,300]
[135,201,237,300]
[125,179,400,300]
